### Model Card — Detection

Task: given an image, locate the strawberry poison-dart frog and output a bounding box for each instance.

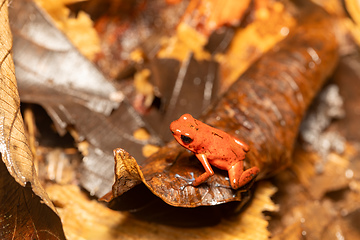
[170,114,260,189]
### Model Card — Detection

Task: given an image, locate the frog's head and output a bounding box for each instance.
[170,114,199,151]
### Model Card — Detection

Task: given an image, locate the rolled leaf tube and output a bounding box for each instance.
[203,6,339,180]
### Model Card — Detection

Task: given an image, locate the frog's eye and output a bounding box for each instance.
[180,135,193,144]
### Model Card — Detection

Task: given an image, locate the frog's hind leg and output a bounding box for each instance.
[228,162,260,189]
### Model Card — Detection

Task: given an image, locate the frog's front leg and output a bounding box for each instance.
[193,153,214,186]
[228,161,260,189]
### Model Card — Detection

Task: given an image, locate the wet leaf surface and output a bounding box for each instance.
[106,145,253,210]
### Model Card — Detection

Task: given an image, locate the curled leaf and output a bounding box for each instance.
[101,148,142,202]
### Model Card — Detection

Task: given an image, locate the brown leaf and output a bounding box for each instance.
[269,55,360,237]
[0,160,66,239]
[107,145,252,208]
[0,1,65,238]
[202,1,338,179]
[105,148,142,200]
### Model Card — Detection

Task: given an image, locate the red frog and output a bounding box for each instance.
[170,114,260,189]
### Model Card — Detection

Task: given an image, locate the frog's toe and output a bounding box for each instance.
[238,167,260,188]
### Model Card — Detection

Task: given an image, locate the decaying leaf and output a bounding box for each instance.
[107,1,338,210]
[202,1,338,180]
[0,1,65,238]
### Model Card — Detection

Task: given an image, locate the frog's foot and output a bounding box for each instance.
[175,172,196,189]
[229,163,260,189]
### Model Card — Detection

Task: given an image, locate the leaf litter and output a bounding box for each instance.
[3,0,360,239]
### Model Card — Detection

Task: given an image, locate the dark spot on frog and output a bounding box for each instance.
[190,124,199,131]
[231,149,238,158]
[212,132,223,139]
[181,135,193,144]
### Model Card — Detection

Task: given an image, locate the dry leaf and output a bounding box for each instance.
[108,148,142,199]
[0,1,65,238]
[0,160,65,239]
[268,53,360,238]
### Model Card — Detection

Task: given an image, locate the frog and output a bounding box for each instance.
[170,113,260,189]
